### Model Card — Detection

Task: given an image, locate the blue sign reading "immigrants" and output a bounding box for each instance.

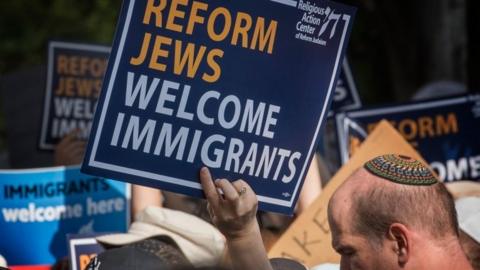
[0,166,129,266]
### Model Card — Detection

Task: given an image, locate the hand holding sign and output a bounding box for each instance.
[200,167,257,240]
[82,0,356,214]
[54,129,86,166]
[200,167,272,270]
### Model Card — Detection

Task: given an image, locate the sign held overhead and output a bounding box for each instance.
[82,0,356,214]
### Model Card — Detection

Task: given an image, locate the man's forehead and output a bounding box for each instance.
[328,169,374,239]
[328,192,354,233]
[328,171,373,251]
[330,218,364,251]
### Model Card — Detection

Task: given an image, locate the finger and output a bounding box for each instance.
[200,167,220,207]
[215,179,239,202]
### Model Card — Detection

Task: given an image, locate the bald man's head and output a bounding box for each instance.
[329,155,459,247]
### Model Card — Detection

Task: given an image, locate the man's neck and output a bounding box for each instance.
[419,238,473,270]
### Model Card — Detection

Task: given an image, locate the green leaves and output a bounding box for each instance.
[0,0,121,74]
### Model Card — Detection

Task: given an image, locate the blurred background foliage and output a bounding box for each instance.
[0,0,120,73]
[0,0,121,152]
[0,0,479,154]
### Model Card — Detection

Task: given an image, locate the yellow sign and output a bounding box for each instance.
[268,120,427,266]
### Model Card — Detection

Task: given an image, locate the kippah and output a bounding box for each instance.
[364,154,438,185]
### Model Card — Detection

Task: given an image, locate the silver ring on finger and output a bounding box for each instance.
[238,186,247,196]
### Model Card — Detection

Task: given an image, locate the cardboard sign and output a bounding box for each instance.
[39,41,110,150]
[268,121,427,266]
[330,59,361,113]
[0,166,130,265]
[81,0,356,214]
[68,235,106,270]
[336,95,480,182]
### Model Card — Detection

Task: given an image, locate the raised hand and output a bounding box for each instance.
[199,167,272,270]
[54,129,86,166]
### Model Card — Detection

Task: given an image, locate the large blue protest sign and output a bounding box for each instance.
[82,0,355,214]
[39,41,110,150]
[336,95,480,182]
[330,59,361,113]
[0,167,129,265]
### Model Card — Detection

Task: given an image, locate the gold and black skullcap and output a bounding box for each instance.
[364,154,438,186]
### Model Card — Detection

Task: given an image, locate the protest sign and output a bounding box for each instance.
[68,235,106,270]
[336,95,480,182]
[39,41,110,150]
[0,166,129,266]
[81,0,356,214]
[268,121,427,266]
[330,59,361,113]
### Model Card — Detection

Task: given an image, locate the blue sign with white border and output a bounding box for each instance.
[82,0,355,214]
[0,166,129,265]
[336,95,480,182]
[39,41,110,150]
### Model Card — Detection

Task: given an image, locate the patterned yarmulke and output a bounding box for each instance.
[364,154,438,185]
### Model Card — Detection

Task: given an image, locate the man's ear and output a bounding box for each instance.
[387,223,410,266]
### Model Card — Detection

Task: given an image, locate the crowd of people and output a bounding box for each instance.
[77,154,480,270]
[31,131,478,270]
[2,0,479,269]
[0,111,478,270]
[1,57,479,270]
[0,121,477,270]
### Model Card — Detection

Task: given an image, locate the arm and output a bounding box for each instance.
[199,167,273,270]
[131,185,164,219]
[296,154,323,214]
